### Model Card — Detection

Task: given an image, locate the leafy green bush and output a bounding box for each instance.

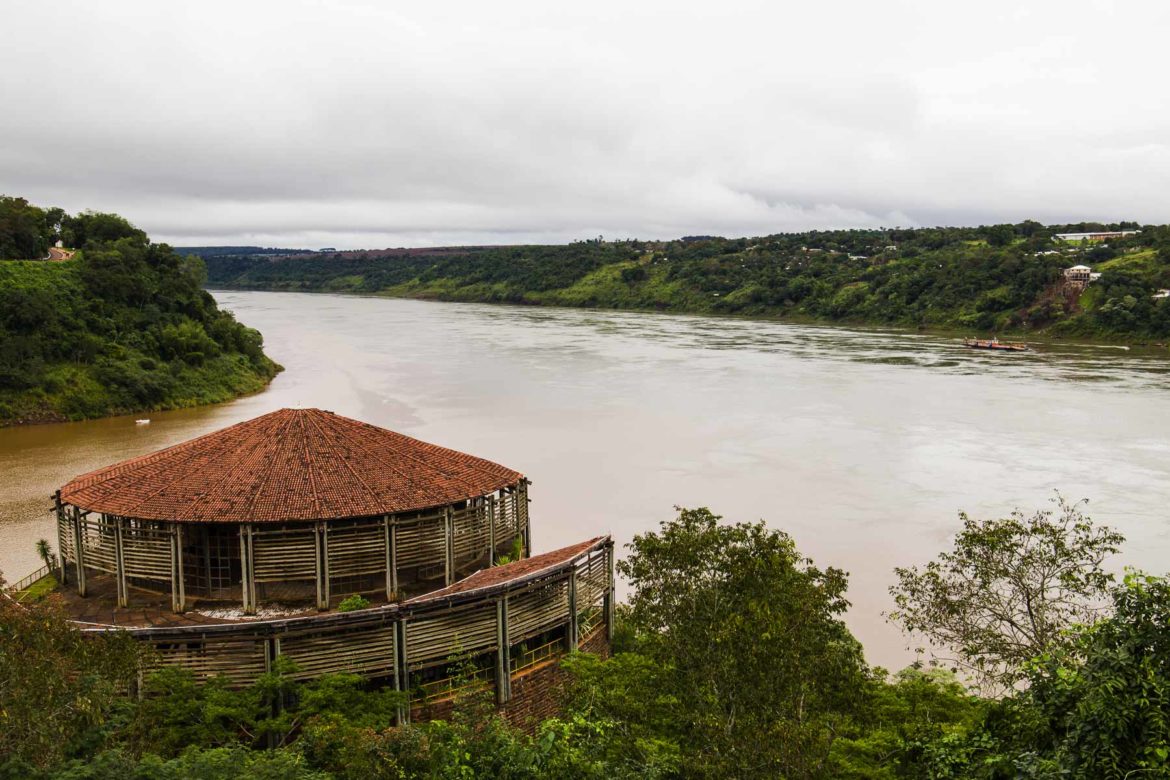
[336,594,370,612]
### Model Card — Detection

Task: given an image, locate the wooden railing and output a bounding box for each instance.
[511,637,563,674]
[578,606,603,639]
[417,665,493,703]
[5,564,52,596]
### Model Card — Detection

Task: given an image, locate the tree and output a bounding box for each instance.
[618,507,869,779]
[888,495,1123,692]
[0,594,145,769]
[35,539,53,573]
[1024,572,1170,778]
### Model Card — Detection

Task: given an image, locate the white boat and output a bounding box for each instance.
[135,419,151,425]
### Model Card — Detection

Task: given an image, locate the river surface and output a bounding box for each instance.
[4,291,1170,669]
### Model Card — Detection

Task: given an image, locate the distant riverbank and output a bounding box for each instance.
[201,222,1170,346]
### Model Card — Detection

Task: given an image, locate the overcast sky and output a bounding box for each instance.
[1,1,1167,248]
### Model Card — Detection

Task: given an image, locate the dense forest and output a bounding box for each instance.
[205,221,1170,341]
[3,499,1169,779]
[0,196,280,424]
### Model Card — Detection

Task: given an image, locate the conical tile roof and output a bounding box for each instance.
[59,408,524,522]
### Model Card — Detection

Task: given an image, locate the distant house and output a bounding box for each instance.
[1063,264,1099,288]
[319,247,337,252]
[1054,230,1140,243]
[1153,289,1170,300]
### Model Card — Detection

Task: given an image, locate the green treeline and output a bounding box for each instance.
[4,501,1170,779]
[205,220,1170,341]
[0,196,280,424]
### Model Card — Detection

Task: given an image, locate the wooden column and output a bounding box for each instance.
[520,480,531,558]
[322,522,330,608]
[72,507,86,597]
[567,567,578,650]
[384,516,398,600]
[315,522,330,610]
[487,495,496,565]
[54,492,67,585]
[113,515,128,608]
[605,541,616,642]
[170,523,186,613]
[395,618,410,724]
[268,636,281,674]
[495,597,511,704]
[240,523,256,615]
[443,508,454,586]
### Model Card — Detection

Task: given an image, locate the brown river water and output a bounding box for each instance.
[4,291,1170,669]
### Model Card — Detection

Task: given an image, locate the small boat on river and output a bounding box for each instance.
[963,337,1028,352]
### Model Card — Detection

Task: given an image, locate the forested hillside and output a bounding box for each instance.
[205,221,1170,341]
[0,196,280,425]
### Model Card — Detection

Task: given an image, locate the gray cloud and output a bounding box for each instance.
[2,0,1167,248]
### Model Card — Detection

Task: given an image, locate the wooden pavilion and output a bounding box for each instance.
[35,408,614,716]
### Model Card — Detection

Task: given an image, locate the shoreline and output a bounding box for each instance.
[208,285,1167,352]
[0,367,281,430]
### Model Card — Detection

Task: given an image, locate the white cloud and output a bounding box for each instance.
[1,0,1167,248]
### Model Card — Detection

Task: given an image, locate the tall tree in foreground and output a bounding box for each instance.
[617,507,868,779]
[888,495,1123,692]
[0,588,145,770]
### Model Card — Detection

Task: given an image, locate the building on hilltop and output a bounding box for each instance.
[13,408,614,726]
[1054,230,1140,242]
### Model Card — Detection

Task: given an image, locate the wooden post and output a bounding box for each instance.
[240,524,256,615]
[605,541,616,642]
[266,636,281,674]
[72,506,86,597]
[114,515,128,608]
[487,495,496,565]
[322,522,330,608]
[521,480,531,558]
[496,597,511,704]
[567,567,578,650]
[171,523,186,613]
[395,618,410,724]
[315,522,329,610]
[54,492,67,585]
[384,516,398,600]
[444,508,454,586]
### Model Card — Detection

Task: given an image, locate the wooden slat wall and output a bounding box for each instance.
[122,521,172,579]
[406,605,498,670]
[508,580,570,644]
[253,526,316,582]
[58,511,75,563]
[395,514,446,568]
[279,625,397,680]
[575,550,608,610]
[327,522,385,579]
[79,514,117,574]
[148,637,268,684]
[105,538,608,689]
[496,491,516,541]
[452,504,489,563]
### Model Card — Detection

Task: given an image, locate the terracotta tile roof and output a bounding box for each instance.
[406,536,609,605]
[59,409,524,523]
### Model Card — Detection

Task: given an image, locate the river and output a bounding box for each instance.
[4,291,1170,669]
